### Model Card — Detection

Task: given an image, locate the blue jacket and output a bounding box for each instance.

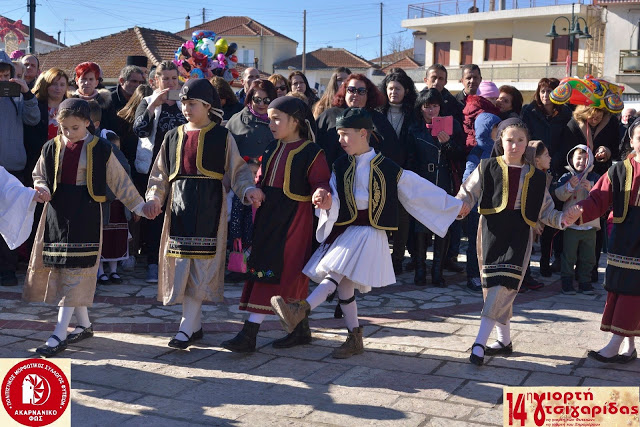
[463,112,500,181]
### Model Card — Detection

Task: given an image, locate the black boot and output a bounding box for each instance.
[431,233,450,287]
[413,233,427,286]
[272,317,312,348]
[221,320,260,353]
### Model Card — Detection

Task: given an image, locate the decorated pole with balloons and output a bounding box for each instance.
[173,30,240,82]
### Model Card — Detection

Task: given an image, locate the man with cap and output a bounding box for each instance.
[270,107,464,359]
[143,78,263,350]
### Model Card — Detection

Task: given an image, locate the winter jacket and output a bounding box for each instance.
[462,95,500,154]
[22,100,49,185]
[563,114,620,176]
[0,51,40,172]
[225,106,273,159]
[463,112,501,181]
[520,102,572,178]
[70,88,114,131]
[553,144,600,229]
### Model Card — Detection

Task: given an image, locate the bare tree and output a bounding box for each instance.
[384,33,412,63]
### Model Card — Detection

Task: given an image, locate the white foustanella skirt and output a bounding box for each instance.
[303,225,395,293]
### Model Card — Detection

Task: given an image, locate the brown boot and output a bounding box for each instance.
[270,296,310,334]
[331,326,364,359]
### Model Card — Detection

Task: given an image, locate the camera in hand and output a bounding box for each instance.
[0,81,21,97]
[167,90,181,101]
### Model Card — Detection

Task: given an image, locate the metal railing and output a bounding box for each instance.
[407,0,588,18]
[620,50,640,73]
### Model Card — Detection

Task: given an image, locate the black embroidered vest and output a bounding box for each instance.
[334,152,402,230]
[165,122,227,181]
[41,135,110,202]
[609,158,633,224]
[478,157,546,227]
[260,140,323,202]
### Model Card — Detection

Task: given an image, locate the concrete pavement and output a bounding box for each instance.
[0,246,637,426]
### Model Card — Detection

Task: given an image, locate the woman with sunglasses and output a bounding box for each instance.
[289,71,319,108]
[316,73,399,167]
[226,79,278,158]
[268,74,290,99]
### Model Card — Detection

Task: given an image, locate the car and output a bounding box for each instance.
[550,75,624,114]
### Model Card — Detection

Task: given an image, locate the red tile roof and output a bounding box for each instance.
[37,27,186,81]
[381,56,422,73]
[1,15,60,46]
[177,16,297,44]
[370,48,415,65]
[274,48,374,70]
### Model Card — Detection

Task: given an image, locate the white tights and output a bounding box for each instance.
[174,295,203,341]
[305,272,359,331]
[46,306,91,347]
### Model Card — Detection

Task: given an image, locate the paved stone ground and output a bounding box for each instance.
[0,243,637,426]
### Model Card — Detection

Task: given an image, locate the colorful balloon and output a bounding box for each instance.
[197,37,216,58]
[215,38,229,55]
[190,68,205,79]
[551,75,625,114]
[226,42,238,56]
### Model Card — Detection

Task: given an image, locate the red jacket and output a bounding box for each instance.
[462,95,500,154]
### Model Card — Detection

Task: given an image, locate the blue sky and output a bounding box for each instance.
[1,0,415,61]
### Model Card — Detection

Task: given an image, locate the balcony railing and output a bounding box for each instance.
[620,50,640,73]
[407,0,588,18]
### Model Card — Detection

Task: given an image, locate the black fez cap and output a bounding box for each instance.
[268,96,318,141]
[336,107,373,130]
[126,56,148,68]
[59,98,91,119]
[179,78,221,109]
[497,117,526,136]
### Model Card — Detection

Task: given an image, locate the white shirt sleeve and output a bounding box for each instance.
[0,167,37,250]
[316,172,340,243]
[398,170,462,238]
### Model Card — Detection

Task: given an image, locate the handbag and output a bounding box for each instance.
[228,238,248,273]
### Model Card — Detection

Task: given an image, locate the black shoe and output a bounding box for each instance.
[469,343,485,366]
[404,260,415,272]
[539,264,552,277]
[221,320,260,353]
[484,340,513,356]
[617,349,637,364]
[109,273,123,284]
[590,269,599,283]
[523,276,544,290]
[97,274,109,285]
[444,257,464,273]
[466,278,483,293]
[561,281,576,295]
[414,264,427,286]
[67,325,94,344]
[191,327,204,341]
[168,331,194,350]
[578,282,595,295]
[587,350,619,363]
[36,335,67,358]
[0,271,18,286]
[550,258,561,273]
[431,275,446,288]
[272,318,312,349]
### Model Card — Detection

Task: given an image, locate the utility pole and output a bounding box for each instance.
[63,18,74,46]
[28,0,36,53]
[202,8,205,24]
[379,3,383,67]
[302,10,306,73]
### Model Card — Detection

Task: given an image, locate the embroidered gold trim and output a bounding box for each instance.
[263,140,281,187]
[520,165,537,227]
[239,302,275,312]
[166,253,216,259]
[42,251,100,257]
[196,121,224,179]
[169,125,185,182]
[335,156,357,226]
[86,136,107,202]
[613,159,632,223]
[283,140,313,202]
[370,154,396,231]
[481,271,523,280]
[478,157,509,215]
[53,136,62,194]
[601,323,640,335]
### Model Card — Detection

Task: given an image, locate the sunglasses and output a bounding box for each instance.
[346,86,367,96]
[275,85,287,91]
[252,96,271,105]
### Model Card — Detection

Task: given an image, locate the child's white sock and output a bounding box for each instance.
[597,333,624,357]
[338,279,359,330]
[620,336,636,356]
[47,307,75,346]
[306,275,342,309]
[248,313,267,324]
[108,261,118,274]
[473,316,497,358]
[488,320,511,349]
[69,306,91,335]
[175,295,202,341]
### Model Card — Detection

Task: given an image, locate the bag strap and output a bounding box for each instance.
[233,238,242,252]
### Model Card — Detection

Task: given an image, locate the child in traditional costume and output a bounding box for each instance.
[270,108,463,359]
[222,96,331,353]
[456,118,582,366]
[581,118,640,364]
[143,79,264,350]
[24,98,153,357]
[0,166,46,250]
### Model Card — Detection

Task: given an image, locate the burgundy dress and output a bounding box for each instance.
[579,158,640,337]
[239,140,330,314]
